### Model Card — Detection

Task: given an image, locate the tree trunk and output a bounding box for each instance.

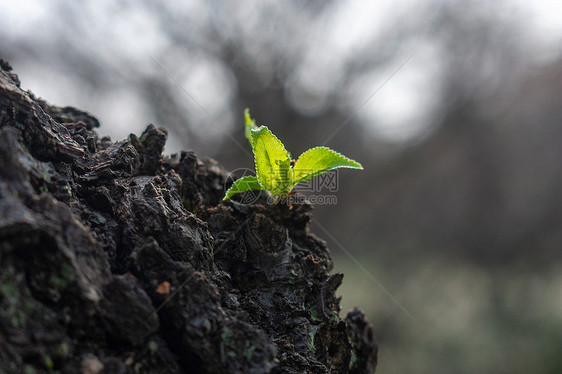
[0,60,377,374]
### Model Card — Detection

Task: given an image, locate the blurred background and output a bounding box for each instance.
[1,0,561,372]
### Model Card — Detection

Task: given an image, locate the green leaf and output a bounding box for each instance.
[244,108,258,145]
[251,126,293,195]
[223,175,263,200]
[293,146,363,185]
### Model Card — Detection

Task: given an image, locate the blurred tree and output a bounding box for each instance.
[0,0,560,266]
[2,2,562,373]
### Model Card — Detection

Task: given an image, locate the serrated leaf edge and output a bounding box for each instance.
[293,146,363,185]
[223,175,263,200]
[250,126,292,195]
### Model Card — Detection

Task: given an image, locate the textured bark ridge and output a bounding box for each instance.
[0,60,377,374]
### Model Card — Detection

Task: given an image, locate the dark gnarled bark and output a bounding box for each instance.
[0,60,377,374]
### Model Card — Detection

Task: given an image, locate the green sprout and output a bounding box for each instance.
[223,109,363,201]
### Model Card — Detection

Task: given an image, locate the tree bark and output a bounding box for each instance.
[0,60,377,374]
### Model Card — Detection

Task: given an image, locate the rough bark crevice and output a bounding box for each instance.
[0,60,377,374]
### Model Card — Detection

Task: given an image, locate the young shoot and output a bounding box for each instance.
[223,109,363,201]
